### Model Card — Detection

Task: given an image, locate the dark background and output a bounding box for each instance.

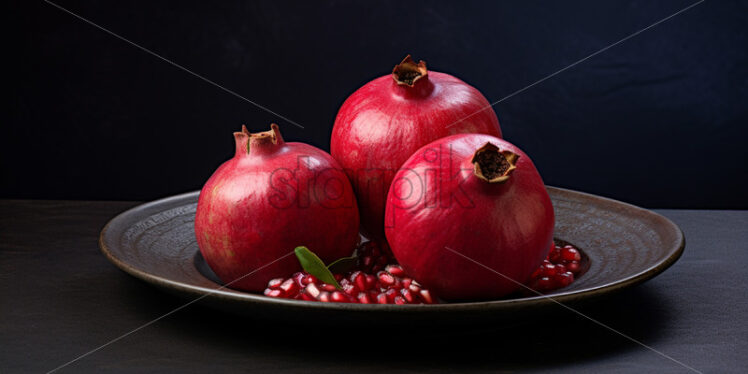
[6,0,747,208]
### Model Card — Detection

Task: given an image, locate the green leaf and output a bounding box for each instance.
[326,255,358,274]
[294,246,341,289]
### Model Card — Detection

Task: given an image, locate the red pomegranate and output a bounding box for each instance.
[195,124,360,292]
[330,55,502,238]
[384,134,554,300]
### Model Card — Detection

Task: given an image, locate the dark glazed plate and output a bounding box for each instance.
[99,187,685,324]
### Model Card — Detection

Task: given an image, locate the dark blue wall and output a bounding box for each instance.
[5,0,747,208]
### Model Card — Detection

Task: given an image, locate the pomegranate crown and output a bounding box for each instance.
[470,142,519,183]
[392,55,428,87]
[234,123,284,156]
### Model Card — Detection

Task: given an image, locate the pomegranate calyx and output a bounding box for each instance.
[234,123,285,156]
[471,142,519,183]
[392,55,428,87]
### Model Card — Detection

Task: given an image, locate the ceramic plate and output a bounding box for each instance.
[99,187,684,324]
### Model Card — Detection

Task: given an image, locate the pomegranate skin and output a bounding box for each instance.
[195,124,360,292]
[384,134,553,300]
[330,56,501,239]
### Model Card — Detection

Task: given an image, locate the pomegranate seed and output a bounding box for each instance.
[378,271,396,286]
[357,292,372,304]
[302,274,318,285]
[342,283,358,295]
[400,288,415,303]
[541,263,557,277]
[300,293,316,301]
[408,283,421,293]
[566,261,581,274]
[334,274,344,281]
[555,263,567,274]
[361,256,374,269]
[365,274,377,289]
[391,277,402,290]
[535,277,553,291]
[267,278,284,289]
[561,247,582,261]
[376,293,388,304]
[549,247,562,262]
[394,296,406,305]
[353,272,367,291]
[385,264,406,277]
[401,277,412,289]
[556,272,574,287]
[279,278,298,294]
[318,291,331,302]
[264,288,282,297]
[385,288,398,302]
[331,291,348,303]
[304,283,320,298]
[320,283,337,292]
[419,289,434,304]
[292,272,305,286]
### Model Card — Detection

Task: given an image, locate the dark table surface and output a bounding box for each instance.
[1,199,746,373]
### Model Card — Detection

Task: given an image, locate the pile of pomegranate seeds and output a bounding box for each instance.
[263,241,436,304]
[264,265,436,304]
[264,241,585,303]
[525,242,584,293]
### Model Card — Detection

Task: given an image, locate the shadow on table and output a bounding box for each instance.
[129,282,671,371]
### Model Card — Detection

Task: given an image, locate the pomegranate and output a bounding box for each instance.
[330,55,502,238]
[384,134,554,300]
[195,124,360,292]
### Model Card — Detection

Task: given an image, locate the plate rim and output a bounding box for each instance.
[99,187,685,312]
